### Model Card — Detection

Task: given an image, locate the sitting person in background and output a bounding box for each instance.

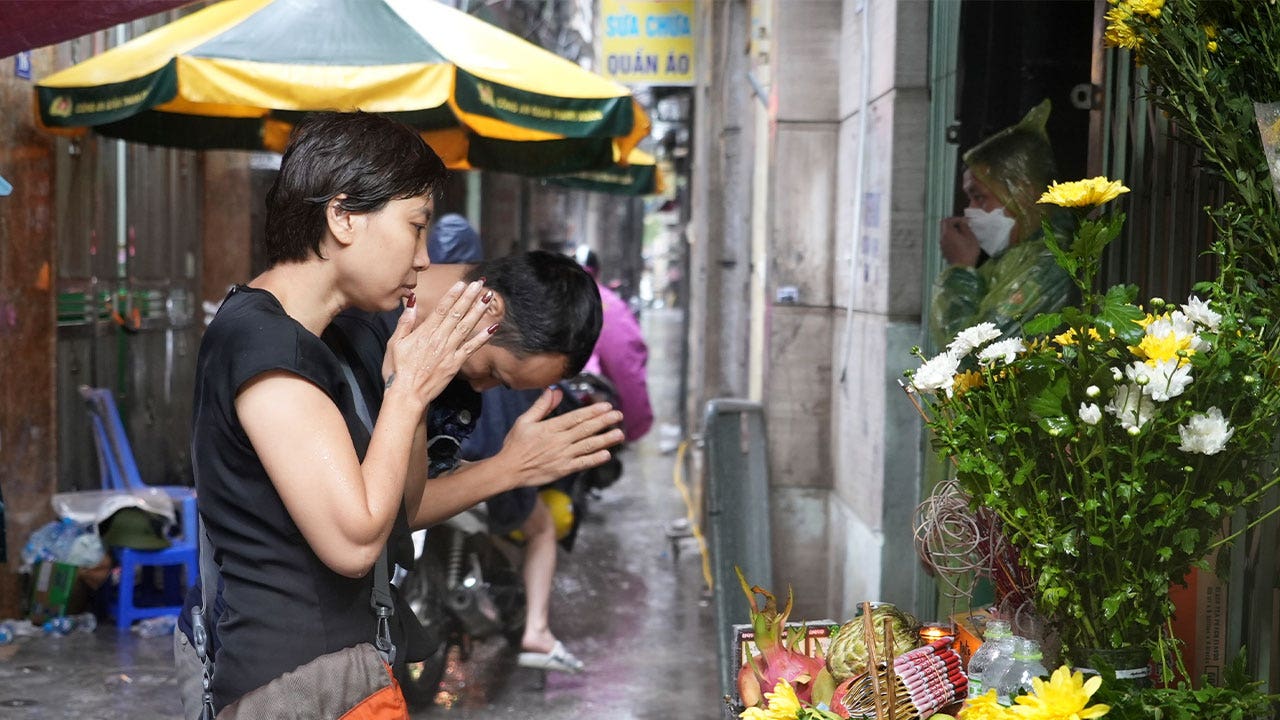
[929,99,1076,349]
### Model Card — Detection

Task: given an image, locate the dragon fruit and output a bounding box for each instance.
[735,568,827,708]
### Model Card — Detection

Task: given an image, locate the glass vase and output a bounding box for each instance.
[1069,646,1152,688]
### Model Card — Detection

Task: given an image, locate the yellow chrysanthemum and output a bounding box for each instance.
[1127,0,1164,18]
[1038,177,1131,208]
[1207,40,1218,52]
[1104,7,1142,50]
[1009,666,1111,720]
[739,678,801,720]
[1053,328,1104,347]
[953,369,985,396]
[1131,332,1195,365]
[960,689,1015,720]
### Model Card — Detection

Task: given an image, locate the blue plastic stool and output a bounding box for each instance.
[80,386,200,629]
[108,493,200,629]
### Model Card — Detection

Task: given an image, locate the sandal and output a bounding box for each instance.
[517,640,585,673]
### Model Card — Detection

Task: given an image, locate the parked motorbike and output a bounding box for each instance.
[395,506,527,708]
[392,372,624,708]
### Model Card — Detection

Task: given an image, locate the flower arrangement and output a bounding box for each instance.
[907,178,1280,658]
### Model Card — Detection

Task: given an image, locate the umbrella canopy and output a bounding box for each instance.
[35,0,649,176]
[547,148,666,196]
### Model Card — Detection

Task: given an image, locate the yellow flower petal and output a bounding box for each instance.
[1038,177,1131,208]
[1008,666,1112,720]
[1082,674,1102,696]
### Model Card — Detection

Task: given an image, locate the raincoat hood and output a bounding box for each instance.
[963,99,1057,244]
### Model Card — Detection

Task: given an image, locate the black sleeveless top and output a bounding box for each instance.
[192,286,379,710]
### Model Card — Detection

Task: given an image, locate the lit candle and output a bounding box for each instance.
[918,622,954,645]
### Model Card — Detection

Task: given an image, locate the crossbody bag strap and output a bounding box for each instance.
[195,527,217,720]
[337,353,396,667]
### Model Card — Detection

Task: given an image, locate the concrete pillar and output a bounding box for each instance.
[687,0,755,434]
[761,0,843,619]
[826,0,930,620]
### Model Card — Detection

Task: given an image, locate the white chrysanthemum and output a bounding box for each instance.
[1111,366,1124,381]
[1078,402,1102,426]
[911,352,961,397]
[977,337,1025,366]
[947,322,1002,358]
[1181,295,1222,331]
[1178,407,1234,455]
[1146,311,1207,353]
[1106,383,1156,431]
[1142,358,1194,402]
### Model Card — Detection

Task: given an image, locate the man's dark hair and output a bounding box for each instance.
[264,112,447,265]
[464,251,602,377]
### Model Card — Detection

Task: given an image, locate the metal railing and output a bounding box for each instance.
[704,398,772,699]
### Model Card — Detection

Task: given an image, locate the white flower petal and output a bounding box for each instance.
[977,338,1026,366]
[1178,406,1234,455]
[1078,402,1102,426]
[911,352,961,397]
[947,322,1002,358]
[1181,295,1222,331]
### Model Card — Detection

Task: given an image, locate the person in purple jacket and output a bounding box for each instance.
[574,247,652,442]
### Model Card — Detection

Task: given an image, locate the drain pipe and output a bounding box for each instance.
[115,25,128,283]
[839,0,872,384]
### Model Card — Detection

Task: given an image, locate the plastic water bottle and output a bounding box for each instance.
[965,619,1014,699]
[979,634,1024,704]
[992,637,1048,706]
[132,615,177,638]
[69,612,97,633]
[2,619,39,638]
[42,616,75,636]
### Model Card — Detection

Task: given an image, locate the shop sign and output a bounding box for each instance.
[599,0,695,86]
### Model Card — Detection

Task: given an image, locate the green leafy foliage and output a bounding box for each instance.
[1092,651,1279,720]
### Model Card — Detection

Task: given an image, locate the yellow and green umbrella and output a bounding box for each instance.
[547,147,666,196]
[35,0,649,176]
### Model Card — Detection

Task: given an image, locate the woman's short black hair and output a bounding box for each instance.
[264,111,447,265]
[464,251,602,377]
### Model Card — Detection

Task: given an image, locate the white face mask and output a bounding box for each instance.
[964,207,1016,257]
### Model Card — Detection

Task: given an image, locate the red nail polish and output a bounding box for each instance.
[482,291,493,304]
[479,276,487,284]
[406,292,416,309]
[487,323,499,334]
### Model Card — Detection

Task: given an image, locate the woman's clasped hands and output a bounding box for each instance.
[383,280,495,406]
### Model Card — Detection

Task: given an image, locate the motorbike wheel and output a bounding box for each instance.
[395,551,451,709]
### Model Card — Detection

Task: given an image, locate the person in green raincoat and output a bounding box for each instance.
[929,100,1076,349]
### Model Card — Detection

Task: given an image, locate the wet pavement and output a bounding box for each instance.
[0,307,724,719]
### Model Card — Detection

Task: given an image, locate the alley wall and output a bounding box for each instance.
[0,45,59,619]
[687,0,932,623]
